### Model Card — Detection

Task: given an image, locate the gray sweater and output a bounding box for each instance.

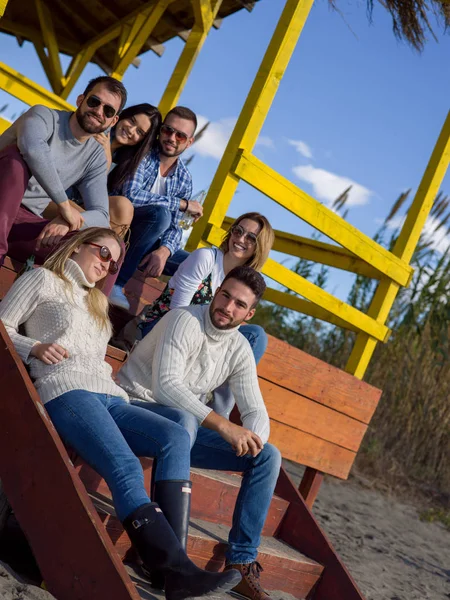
[0,105,109,227]
[118,305,270,443]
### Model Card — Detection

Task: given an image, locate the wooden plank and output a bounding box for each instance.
[0,265,17,300]
[276,467,366,600]
[260,379,367,452]
[298,468,324,508]
[268,421,356,479]
[259,335,382,423]
[0,322,139,600]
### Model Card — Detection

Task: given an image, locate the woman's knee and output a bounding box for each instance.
[109,195,134,228]
[240,324,268,364]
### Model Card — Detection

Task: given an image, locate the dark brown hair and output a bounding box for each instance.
[82,76,128,113]
[165,106,197,133]
[222,266,266,307]
[107,103,162,191]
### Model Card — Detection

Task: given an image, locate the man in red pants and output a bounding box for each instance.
[0,76,126,290]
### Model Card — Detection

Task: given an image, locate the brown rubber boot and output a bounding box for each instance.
[225,561,271,600]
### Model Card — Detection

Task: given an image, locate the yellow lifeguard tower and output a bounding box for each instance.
[0,1,448,600]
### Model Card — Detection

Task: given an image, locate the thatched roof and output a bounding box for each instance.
[0,0,258,72]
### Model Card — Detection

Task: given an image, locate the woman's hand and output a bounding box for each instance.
[94,131,113,169]
[30,343,70,365]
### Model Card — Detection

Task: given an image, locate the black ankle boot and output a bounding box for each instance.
[147,479,192,589]
[123,502,241,600]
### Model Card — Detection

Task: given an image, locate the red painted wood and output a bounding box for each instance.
[275,466,366,600]
[0,323,139,600]
[76,458,289,537]
[298,468,324,508]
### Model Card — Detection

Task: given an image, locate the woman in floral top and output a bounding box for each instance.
[115,212,274,365]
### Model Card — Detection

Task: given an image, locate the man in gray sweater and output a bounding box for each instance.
[0,76,127,267]
[118,266,281,600]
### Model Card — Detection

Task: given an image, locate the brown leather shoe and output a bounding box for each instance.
[225,561,271,600]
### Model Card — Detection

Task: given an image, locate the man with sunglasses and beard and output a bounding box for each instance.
[0,75,127,269]
[118,266,281,600]
[109,106,202,311]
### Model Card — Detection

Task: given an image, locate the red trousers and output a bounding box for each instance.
[0,145,120,295]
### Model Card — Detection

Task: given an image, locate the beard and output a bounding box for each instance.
[75,109,108,134]
[210,308,243,330]
[159,139,184,158]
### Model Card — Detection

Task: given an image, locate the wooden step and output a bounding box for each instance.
[90,493,323,600]
[76,460,289,537]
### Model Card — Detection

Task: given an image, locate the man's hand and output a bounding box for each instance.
[30,342,69,365]
[203,412,264,457]
[36,216,71,251]
[94,131,113,169]
[185,200,203,223]
[139,246,171,278]
[57,200,84,231]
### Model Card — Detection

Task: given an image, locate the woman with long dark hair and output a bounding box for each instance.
[43,104,162,238]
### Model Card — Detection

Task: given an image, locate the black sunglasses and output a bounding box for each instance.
[160,124,189,143]
[85,95,117,119]
[231,225,258,246]
[86,243,119,274]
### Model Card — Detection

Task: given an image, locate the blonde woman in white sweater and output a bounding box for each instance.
[0,227,240,600]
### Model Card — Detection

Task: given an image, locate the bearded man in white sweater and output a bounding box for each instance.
[118,266,281,600]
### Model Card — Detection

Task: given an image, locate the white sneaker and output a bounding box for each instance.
[109,285,131,311]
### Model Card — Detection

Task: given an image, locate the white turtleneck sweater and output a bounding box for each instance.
[117,304,270,444]
[0,259,128,404]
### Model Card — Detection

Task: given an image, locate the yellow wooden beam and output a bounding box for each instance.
[345,110,450,379]
[205,224,390,341]
[0,61,74,110]
[0,0,9,17]
[159,0,224,116]
[34,0,64,94]
[0,115,11,134]
[221,216,386,280]
[233,150,414,287]
[186,0,315,251]
[110,0,174,79]
[263,287,360,333]
[60,48,96,100]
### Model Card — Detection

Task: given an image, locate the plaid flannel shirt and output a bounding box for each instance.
[111,149,193,255]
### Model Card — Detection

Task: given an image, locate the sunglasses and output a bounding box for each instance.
[85,95,117,119]
[231,225,258,247]
[86,243,119,274]
[160,124,190,143]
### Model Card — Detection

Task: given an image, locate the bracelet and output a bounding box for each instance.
[180,199,188,212]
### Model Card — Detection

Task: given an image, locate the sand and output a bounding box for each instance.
[1,464,449,600]
[285,461,450,600]
[0,560,55,599]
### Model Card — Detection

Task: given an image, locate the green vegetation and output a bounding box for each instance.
[254,189,450,503]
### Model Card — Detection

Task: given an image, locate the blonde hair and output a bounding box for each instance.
[220,212,274,271]
[43,228,124,333]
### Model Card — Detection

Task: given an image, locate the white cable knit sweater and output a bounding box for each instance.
[118,304,270,444]
[0,260,128,404]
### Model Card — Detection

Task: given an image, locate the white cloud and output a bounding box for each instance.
[384,213,450,254]
[193,115,236,160]
[288,139,313,159]
[293,164,373,207]
[256,135,275,149]
[193,115,274,159]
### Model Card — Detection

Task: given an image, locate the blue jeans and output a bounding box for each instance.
[131,403,281,564]
[117,204,172,286]
[45,391,191,521]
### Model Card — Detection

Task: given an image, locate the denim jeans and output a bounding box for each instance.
[117,204,173,287]
[131,402,281,564]
[45,391,191,521]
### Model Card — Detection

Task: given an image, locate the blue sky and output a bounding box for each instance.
[0,0,449,300]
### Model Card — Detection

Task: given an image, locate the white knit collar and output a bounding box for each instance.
[203,304,241,342]
[64,259,95,289]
